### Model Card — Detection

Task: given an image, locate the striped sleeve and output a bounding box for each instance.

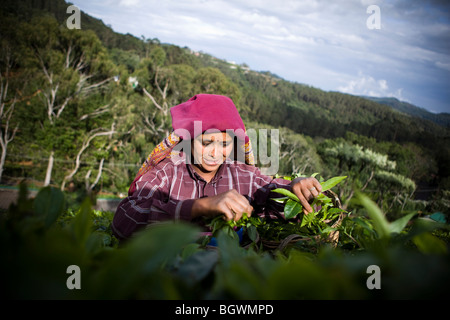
[111,161,194,241]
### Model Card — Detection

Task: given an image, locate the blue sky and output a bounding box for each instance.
[70,0,450,114]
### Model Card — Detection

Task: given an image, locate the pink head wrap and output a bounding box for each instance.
[170,94,248,143]
[128,94,254,195]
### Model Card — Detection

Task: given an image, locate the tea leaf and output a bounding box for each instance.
[71,197,94,245]
[271,188,300,202]
[413,232,447,254]
[284,199,303,219]
[321,176,347,192]
[301,210,317,228]
[271,196,289,203]
[355,192,390,239]
[389,212,416,234]
[34,187,66,228]
[247,225,258,242]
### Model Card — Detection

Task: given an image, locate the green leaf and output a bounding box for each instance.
[389,212,416,234]
[271,196,289,203]
[181,243,202,261]
[34,186,66,228]
[314,193,331,203]
[247,225,258,242]
[176,250,219,286]
[413,232,447,255]
[271,188,300,202]
[71,197,94,245]
[321,176,347,192]
[301,210,316,228]
[355,192,390,239]
[284,199,303,219]
[321,227,337,234]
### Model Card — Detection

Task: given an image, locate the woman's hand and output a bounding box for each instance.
[191,189,253,221]
[290,177,322,214]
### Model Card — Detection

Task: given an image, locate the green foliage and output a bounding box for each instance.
[1,1,447,300]
[1,183,450,300]
[1,0,448,209]
[271,175,347,226]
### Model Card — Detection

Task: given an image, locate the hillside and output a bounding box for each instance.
[1,0,449,211]
[5,0,448,142]
[363,96,450,128]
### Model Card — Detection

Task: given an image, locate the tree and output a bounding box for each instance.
[192,67,241,106]
[20,16,114,186]
[373,170,416,213]
[0,44,19,183]
[133,51,172,143]
[320,141,399,209]
[60,126,116,191]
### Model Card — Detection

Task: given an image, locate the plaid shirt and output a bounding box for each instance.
[111,156,291,240]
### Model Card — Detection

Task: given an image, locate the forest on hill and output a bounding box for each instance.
[1,0,449,219]
[363,96,450,129]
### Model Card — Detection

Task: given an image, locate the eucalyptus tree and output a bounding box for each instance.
[0,40,19,183]
[19,16,115,188]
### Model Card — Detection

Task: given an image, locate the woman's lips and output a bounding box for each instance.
[203,158,220,166]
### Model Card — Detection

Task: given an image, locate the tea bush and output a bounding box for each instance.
[1,181,449,299]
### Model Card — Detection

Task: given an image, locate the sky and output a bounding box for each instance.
[70,0,450,114]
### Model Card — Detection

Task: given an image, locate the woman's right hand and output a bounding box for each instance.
[191,189,253,221]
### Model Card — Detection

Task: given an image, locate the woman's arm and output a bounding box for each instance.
[111,162,195,240]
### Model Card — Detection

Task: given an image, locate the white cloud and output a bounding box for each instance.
[435,61,450,72]
[118,0,140,7]
[70,0,450,113]
[337,72,405,101]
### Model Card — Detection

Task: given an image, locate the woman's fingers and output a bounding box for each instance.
[297,187,314,213]
[291,177,322,214]
[228,193,253,221]
[218,189,253,221]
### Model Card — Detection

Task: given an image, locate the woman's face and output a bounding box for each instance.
[192,132,234,174]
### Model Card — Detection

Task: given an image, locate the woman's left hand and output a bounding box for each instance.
[290,177,322,214]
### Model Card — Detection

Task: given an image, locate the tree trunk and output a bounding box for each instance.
[44,151,54,186]
[0,143,6,183]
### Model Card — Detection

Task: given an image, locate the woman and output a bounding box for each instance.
[112,94,322,240]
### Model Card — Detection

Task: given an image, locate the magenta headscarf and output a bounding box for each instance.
[128,94,254,195]
[170,94,249,143]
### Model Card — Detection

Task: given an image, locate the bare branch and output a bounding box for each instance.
[74,52,87,72]
[61,128,116,190]
[79,104,110,121]
[81,77,113,94]
[88,158,105,192]
[65,42,73,69]
[55,96,72,119]
[35,50,53,85]
[142,87,163,111]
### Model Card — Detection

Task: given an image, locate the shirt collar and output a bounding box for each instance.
[186,160,230,184]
